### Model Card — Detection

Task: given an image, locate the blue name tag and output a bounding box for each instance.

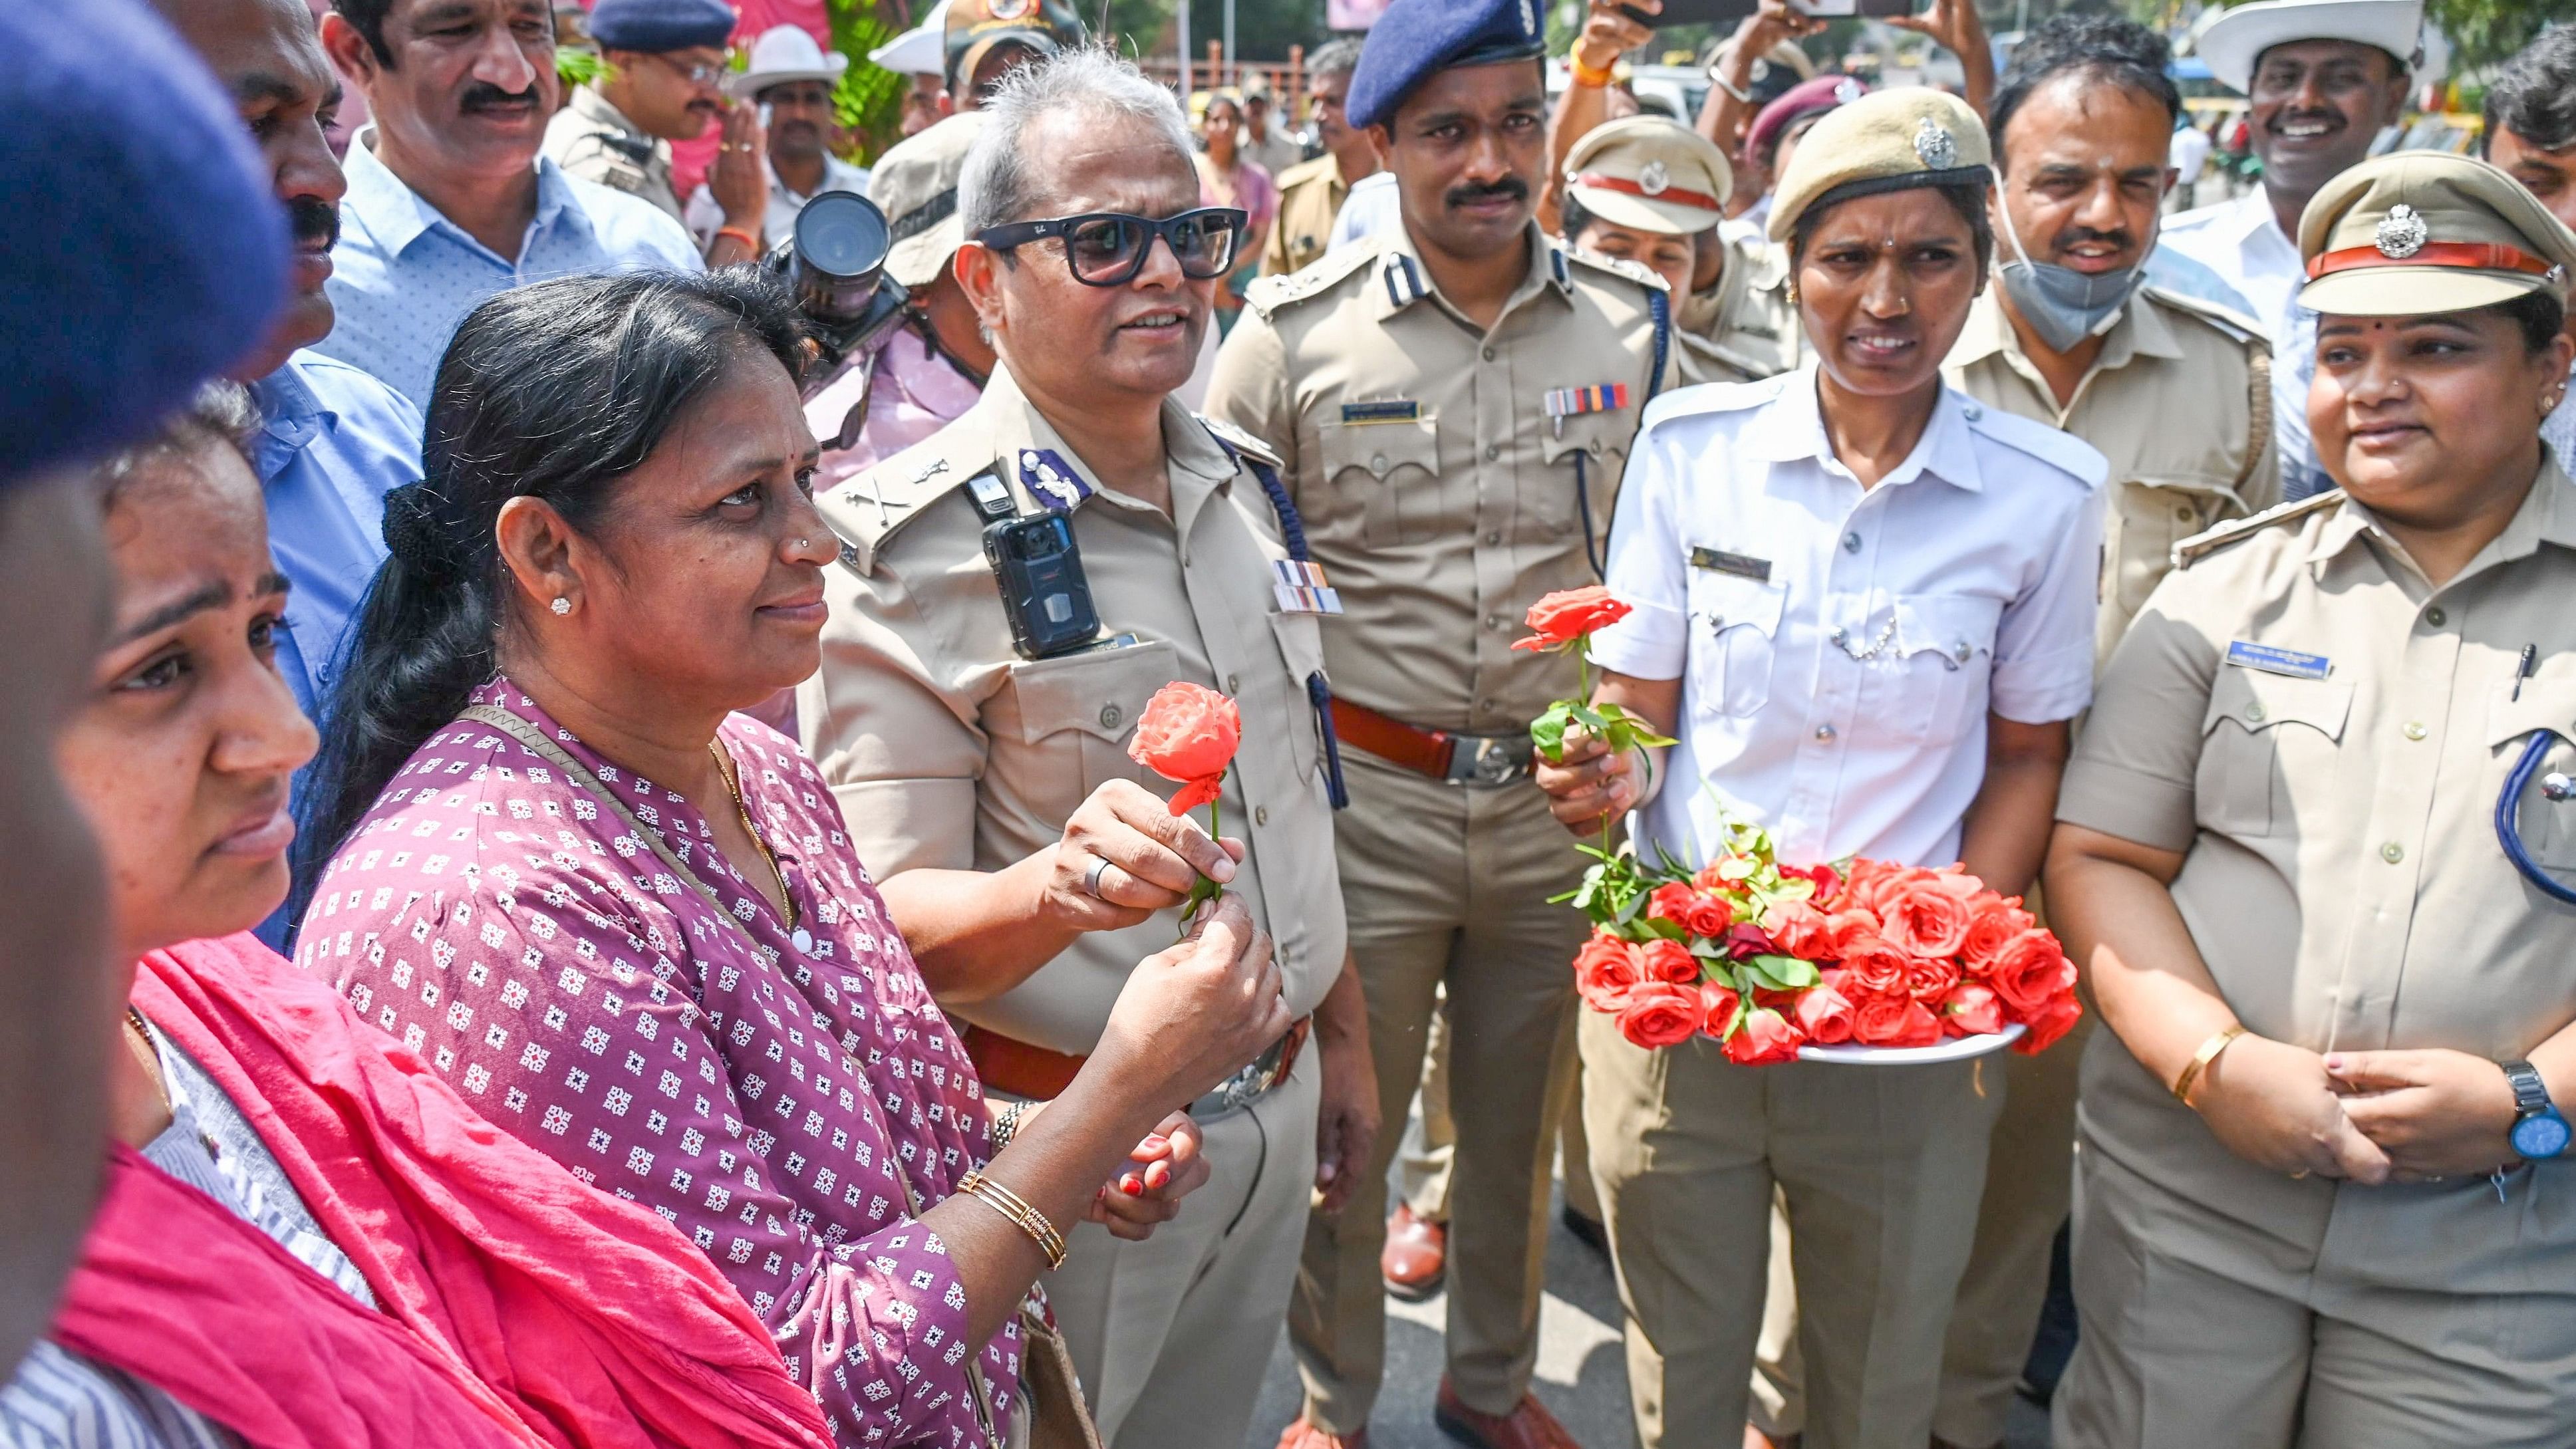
[2225,640,2331,680]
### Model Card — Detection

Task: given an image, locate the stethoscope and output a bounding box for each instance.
[2498,731,2576,906]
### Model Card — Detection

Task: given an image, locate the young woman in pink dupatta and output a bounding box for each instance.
[0,384,835,1449]
[292,269,1290,1449]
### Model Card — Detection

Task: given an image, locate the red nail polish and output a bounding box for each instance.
[1119,1176,1144,1196]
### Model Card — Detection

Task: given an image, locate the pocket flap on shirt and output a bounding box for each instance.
[1688,569,1787,638]
[2487,675,2576,751]
[1318,418,1439,484]
[1539,410,1634,467]
[1004,638,1181,747]
[1893,593,2003,665]
[2204,665,2353,741]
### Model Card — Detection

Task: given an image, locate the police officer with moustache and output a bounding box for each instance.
[543,0,764,265]
[1264,39,1375,280]
[1206,1,1672,1445]
[797,51,1375,1449]
[2049,151,2576,1447]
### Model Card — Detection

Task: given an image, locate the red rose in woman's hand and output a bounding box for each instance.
[1574,934,1645,1013]
[1618,981,1704,1049]
[1851,993,1942,1048]
[1904,952,1962,1005]
[1940,982,2005,1037]
[1635,936,1704,988]
[1723,1007,1804,1065]
[1761,900,1834,961]
[1959,892,2036,969]
[1512,586,1632,652]
[1701,981,1742,1035]
[1792,976,1856,1044]
[1988,928,2077,1016]
[1878,874,1973,959]
[1840,936,1910,999]
[1127,682,1241,813]
[2012,990,2084,1055]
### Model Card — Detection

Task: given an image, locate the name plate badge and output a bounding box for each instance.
[1274,559,1344,615]
[1340,400,1421,424]
[1690,547,1772,583]
[2225,640,2331,680]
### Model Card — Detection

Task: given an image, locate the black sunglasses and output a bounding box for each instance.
[975,207,1249,287]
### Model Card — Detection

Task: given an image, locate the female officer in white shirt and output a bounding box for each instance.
[1534,89,2106,1449]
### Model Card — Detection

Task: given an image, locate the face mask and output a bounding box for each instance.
[1995,196,2150,353]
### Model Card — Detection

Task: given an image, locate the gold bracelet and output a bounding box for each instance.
[1569,53,1617,89]
[956,1170,1067,1271]
[2171,1025,2247,1107]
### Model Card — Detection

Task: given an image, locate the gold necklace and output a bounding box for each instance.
[124,1007,170,1115]
[708,739,800,936]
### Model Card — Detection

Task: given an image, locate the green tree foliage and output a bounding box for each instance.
[2425,1,2576,72]
[826,1,909,162]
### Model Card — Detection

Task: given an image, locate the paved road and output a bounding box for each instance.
[1240,1176,2053,1449]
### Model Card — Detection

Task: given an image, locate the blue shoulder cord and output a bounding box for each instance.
[2498,732,2576,906]
[1229,440,1352,811]
[1572,287,1671,581]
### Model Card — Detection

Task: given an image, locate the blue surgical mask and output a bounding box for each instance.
[1995,200,2150,353]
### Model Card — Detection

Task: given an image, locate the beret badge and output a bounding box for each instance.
[1912,116,1957,170]
[2375,203,2429,260]
[1639,160,1669,196]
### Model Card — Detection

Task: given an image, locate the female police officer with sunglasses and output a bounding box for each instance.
[2048,151,2576,1447]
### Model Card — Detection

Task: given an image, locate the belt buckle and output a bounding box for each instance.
[1191,1019,1306,1118]
[1446,733,1528,787]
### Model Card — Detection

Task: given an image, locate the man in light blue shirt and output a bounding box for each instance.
[317,0,702,408]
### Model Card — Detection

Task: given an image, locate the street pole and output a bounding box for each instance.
[1177,0,1191,99]
[1223,0,1236,76]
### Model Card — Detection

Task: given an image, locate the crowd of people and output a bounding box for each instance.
[5,0,2576,1448]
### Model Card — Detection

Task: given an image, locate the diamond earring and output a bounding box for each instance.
[550,596,572,616]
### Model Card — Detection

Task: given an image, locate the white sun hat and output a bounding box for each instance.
[867,0,953,78]
[2196,0,2422,96]
[725,25,851,100]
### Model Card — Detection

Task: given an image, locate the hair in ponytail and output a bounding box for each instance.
[298,267,809,882]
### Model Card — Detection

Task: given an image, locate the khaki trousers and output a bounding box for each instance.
[1291,755,1585,1432]
[1398,991,1600,1225]
[1049,1058,1318,1449]
[1582,1013,2001,1449]
[1749,1016,2092,1447]
[2055,1141,2576,1449]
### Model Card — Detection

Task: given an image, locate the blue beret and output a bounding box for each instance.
[1347,0,1546,131]
[0,0,285,485]
[589,0,738,53]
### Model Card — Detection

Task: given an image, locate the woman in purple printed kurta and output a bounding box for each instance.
[299,680,999,1444]
[293,271,1292,1449]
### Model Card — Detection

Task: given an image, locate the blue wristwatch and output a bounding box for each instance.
[2504,1060,2571,1160]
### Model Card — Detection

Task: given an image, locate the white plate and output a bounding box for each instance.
[1791,1023,2025,1065]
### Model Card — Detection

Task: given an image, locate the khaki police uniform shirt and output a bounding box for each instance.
[1677,231,1798,382]
[1262,156,1348,279]
[797,364,1348,1057]
[1206,225,1669,735]
[2059,463,2576,1293]
[1945,285,2278,663]
[541,86,685,222]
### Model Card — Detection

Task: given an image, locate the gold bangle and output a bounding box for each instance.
[1570,53,1618,89]
[2171,1025,2247,1107]
[957,1170,1067,1271]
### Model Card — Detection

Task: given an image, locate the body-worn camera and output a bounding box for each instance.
[966,471,1102,660]
[766,191,914,389]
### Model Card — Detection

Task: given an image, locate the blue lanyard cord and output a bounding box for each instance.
[2496,731,2576,907]
[1229,440,1350,810]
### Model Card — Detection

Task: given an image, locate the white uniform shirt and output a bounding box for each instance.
[1324,169,1399,255]
[2153,187,2325,497]
[1590,368,2106,871]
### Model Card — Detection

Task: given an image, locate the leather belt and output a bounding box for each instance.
[1328,697,1535,787]
[964,1016,1312,1119]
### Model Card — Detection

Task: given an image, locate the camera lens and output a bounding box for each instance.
[795,192,890,279]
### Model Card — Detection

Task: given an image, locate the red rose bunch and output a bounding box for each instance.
[1127,680,1241,922]
[1561,813,2082,1061]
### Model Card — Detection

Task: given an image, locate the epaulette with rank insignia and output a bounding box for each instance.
[1960,400,2108,489]
[1242,235,1386,319]
[2142,285,2265,348]
[1561,245,1668,295]
[2172,488,2346,570]
[814,436,984,577]
[1198,414,1284,469]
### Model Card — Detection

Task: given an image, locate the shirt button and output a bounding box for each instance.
[1099,704,1123,729]
[2403,722,2428,741]
[1481,345,1497,362]
[1961,401,1983,421]
[1483,443,1501,461]
[1478,698,1498,712]
[2380,841,2406,864]
[1814,724,1836,742]
[1225,674,1240,694]
[1588,438,1604,456]
[1830,627,1849,647]
[1483,531,1501,545]
[1370,453,1390,477]
[1485,613,1506,630]
[2176,505,2196,522]
[2245,702,2265,723]
[2426,606,2448,627]
[1254,805,1270,827]
[1843,531,1862,554]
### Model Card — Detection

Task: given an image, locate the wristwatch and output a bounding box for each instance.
[2502,1059,2571,1160]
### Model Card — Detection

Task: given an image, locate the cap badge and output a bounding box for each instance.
[2376,203,2429,259]
[987,0,1033,17]
[1638,160,1669,196]
[1913,116,1957,170]
[1834,78,1862,104]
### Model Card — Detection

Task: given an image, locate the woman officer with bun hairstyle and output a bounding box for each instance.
[2047,151,2576,1447]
